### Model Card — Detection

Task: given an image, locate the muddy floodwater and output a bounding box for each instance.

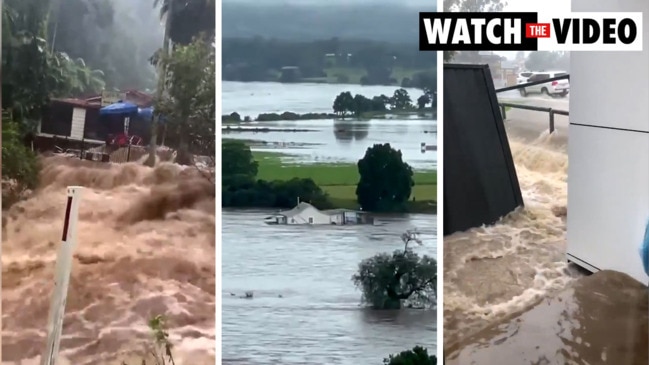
[222,81,437,364]
[222,211,437,365]
[222,81,437,169]
[444,97,648,364]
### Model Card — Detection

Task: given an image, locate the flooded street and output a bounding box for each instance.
[222,81,437,364]
[444,97,648,364]
[222,211,437,365]
[223,81,437,169]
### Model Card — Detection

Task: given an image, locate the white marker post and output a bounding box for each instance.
[41,186,84,365]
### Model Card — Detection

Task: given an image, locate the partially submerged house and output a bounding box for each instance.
[264,202,372,225]
[33,90,154,151]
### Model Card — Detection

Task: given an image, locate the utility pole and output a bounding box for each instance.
[147,0,173,167]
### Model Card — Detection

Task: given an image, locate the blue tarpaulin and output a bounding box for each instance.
[99,101,138,116]
[138,107,154,120]
[138,107,167,123]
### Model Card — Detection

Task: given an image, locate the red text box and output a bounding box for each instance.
[526,23,551,38]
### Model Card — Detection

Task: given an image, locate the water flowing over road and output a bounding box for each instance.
[444,95,648,364]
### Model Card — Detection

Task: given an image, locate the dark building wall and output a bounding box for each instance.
[443,64,523,236]
[83,108,102,140]
[41,102,73,136]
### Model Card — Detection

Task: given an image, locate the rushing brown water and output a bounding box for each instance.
[2,156,216,365]
[444,124,649,363]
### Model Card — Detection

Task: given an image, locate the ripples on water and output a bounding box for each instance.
[222,211,437,365]
[2,156,215,364]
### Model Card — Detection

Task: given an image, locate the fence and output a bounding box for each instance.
[498,103,569,133]
[495,74,570,133]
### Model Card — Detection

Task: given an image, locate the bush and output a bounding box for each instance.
[122,315,175,365]
[222,142,333,209]
[223,177,332,209]
[383,346,437,365]
[2,117,40,209]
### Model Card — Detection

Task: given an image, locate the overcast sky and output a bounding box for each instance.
[494,0,570,59]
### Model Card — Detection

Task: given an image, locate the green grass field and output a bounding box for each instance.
[253,151,437,213]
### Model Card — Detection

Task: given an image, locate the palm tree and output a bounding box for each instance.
[147,0,174,166]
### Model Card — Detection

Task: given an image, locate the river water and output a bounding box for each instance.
[223,81,437,169]
[222,212,437,365]
[2,156,216,365]
[222,81,437,364]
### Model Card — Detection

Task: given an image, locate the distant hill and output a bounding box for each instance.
[222,2,436,43]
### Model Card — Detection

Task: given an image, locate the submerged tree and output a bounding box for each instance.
[352,231,437,309]
[383,346,437,365]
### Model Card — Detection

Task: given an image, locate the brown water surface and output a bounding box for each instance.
[2,156,215,364]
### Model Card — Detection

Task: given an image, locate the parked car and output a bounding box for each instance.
[520,71,569,97]
[516,71,535,84]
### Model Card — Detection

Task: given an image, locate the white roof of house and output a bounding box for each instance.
[278,202,315,217]
[277,202,363,217]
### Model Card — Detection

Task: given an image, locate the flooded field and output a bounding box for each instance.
[222,211,437,365]
[222,81,437,364]
[223,81,437,169]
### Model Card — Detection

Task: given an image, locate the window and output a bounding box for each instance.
[520,72,533,77]
[309,217,314,224]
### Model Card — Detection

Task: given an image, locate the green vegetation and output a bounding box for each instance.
[333,88,433,118]
[252,150,436,213]
[353,231,437,309]
[2,113,40,209]
[154,35,215,164]
[222,111,337,123]
[222,87,436,124]
[356,143,414,212]
[223,143,435,213]
[383,346,437,365]
[222,141,332,209]
[121,315,176,365]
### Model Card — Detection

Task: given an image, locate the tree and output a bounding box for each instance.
[333,91,354,117]
[352,231,437,309]
[391,89,412,110]
[356,143,414,212]
[525,51,562,71]
[442,0,507,62]
[417,94,431,110]
[154,35,215,165]
[383,346,437,365]
[352,94,372,117]
[3,0,107,123]
[2,113,40,209]
[222,140,258,181]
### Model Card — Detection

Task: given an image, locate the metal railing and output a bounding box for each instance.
[495,73,570,133]
[498,103,569,133]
